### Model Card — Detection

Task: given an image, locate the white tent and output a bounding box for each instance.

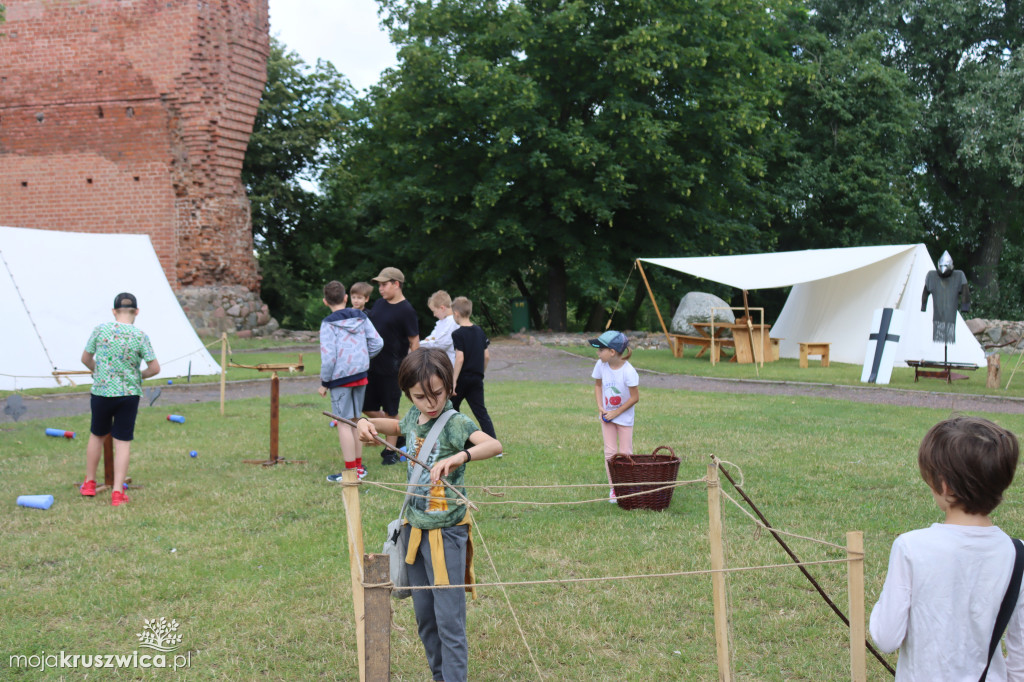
[0,225,221,390]
[639,244,986,367]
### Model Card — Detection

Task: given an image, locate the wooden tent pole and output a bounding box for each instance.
[742,289,761,375]
[847,531,866,682]
[707,462,733,681]
[636,260,671,345]
[220,332,227,416]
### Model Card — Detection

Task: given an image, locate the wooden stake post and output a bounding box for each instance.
[340,468,367,681]
[847,531,866,682]
[706,463,733,682]
[234,357,306,466]
[363,553,392,681]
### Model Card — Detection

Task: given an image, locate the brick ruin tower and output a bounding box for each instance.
[0,0,279,336]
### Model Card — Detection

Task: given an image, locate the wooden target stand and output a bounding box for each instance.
[53,370,141,493]
[97,434,139,492]
[229,358,306,467]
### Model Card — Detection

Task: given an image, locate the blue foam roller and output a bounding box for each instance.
[17,494,54,510]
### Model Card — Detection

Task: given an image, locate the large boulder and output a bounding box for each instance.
[670,292,735,336]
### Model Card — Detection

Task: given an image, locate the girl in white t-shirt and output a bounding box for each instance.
[589,330,640,503]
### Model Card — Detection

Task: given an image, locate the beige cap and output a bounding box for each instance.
[372,267,405,283]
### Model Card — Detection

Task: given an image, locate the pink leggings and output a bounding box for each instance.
[600,420,633,486]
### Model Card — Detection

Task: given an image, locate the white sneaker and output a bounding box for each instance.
[496,452,503,458]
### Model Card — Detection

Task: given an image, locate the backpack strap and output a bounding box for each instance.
[399,409,459,515]
[980,537,1024,682]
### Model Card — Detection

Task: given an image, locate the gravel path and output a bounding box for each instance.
[4,338,1024,424]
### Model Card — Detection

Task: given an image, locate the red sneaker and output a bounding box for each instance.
[111,490,129,507]
[80,479,96,497]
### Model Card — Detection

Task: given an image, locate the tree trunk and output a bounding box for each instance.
[623,282,647,331]
[968,200,1011,303]
[512,272,544,330]
[584,300,606,332]
[547,257,568,332]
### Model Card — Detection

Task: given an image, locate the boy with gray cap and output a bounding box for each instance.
[79,292,160,506]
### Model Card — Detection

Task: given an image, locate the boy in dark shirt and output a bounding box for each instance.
[451,297,498,449]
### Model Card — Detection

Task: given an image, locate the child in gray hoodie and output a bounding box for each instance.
[319,281,383,481]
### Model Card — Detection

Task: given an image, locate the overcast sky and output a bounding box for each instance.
[267,0,399,92]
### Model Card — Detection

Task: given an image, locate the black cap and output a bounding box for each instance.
[113,292,138,309]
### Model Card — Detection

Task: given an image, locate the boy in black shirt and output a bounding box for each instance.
[451,297,498,447]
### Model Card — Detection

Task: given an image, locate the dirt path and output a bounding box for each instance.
[4,339,1024,424]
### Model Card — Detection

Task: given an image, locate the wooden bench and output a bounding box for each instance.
[799,342,830,368]
[905,360,979,383]
[667,334,735,362]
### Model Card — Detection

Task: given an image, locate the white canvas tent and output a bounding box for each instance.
[1,225,221,390]
[639,244,986,367]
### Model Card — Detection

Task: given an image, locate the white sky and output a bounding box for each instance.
[267,0,399,92]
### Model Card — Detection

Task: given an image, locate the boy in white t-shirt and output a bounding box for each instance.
[419,290,458,367]
[870,416,1024,681]
[590,330,640,503]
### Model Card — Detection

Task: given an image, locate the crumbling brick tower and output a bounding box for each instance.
[0,0,270,326]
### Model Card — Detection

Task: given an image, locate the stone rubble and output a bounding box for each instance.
[177,285,280,338]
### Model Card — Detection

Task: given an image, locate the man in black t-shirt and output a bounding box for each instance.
[364,267,419,464]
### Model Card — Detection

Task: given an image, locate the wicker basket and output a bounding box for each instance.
[608,446,681,511]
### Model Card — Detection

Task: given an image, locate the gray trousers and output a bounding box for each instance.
[404,524,469,682]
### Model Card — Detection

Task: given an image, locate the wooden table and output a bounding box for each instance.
[696,322,773,364]
[799,342,830,368]
[689,323,736,363]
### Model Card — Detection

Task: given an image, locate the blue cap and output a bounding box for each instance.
[589,330,628,353]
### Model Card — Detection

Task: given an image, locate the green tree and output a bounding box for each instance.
[343,0,800,331]
[811,0,1024,315]
[769,29,921,252]
[243,39,354,328]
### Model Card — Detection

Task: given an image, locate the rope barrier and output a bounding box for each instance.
[5,336,229,384]
[354,471,849,551]
[472,519,546,680]
[398,557,859,591]
[719,487,849,552]
[345,454,879,677]
[356,478,707,507]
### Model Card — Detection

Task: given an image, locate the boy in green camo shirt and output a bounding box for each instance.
[79,292,160,506]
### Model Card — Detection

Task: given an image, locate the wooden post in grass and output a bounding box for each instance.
[847,531,866,682]
[363,553,392,681]
[220,332,227,416]
[706,462,732,682]
[341,468,367,681]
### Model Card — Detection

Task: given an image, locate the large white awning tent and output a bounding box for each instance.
[639,244,986,367]
[1,225,221,390]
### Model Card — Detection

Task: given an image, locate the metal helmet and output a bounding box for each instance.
[938,250,954,277]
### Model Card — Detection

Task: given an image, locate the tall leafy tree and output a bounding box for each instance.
[769,28,921,252]
[343,0,801,330]
[811,0,1024,315]
[243,39,354,328]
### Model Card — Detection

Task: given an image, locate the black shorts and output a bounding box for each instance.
[363,372,401,416]
[90,394,141,442]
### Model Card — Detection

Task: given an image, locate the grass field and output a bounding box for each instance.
[3,370,1024,680]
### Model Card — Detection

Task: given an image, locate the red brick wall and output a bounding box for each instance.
[0,0,269,291]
